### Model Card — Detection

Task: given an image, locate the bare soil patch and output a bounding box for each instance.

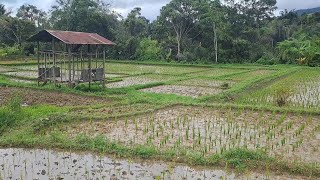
[0,87,110,106]
[176,79,235,88]
[2,71,38,79]
[140,85,223,98]
[106,77,157,88]
[105,73,125,78]
[0,66,14,73]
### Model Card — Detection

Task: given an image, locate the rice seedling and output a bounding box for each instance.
[63,106,319,165]
[240,69,320,109]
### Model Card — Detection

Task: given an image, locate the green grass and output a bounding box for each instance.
[238,67,320,109]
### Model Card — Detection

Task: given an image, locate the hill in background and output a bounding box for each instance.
[295,7,320,15]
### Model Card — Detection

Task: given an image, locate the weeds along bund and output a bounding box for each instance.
[0,61,319,179]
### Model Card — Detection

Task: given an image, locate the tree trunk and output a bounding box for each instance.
[175,29,182,57]
[177,38,181,56]
[213,23,218,63]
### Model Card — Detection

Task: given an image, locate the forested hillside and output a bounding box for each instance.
[296,7,320,15]
[0,0,319,65]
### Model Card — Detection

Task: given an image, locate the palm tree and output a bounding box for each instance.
[0,4,6,16]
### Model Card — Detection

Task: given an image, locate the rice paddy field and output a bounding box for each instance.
[0,59,319,179]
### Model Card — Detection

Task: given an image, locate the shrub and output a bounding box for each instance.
[256,54,279,65]
[136,38,162,61]
[0,94,23,135]
[221,82,230,89]
[0,45,22,58]
[273,85,294,107]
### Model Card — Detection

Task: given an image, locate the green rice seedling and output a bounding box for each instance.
[198,129,201,145]
[192,125,195,140]
[125,118,128,127]
[135,120,138,133]
[285,121,291,131]
[182,116,187,128]
[186,128,189,140]
[279,127,284,135]
[176,118,180,127]
[295,123,306,136]
[281,137,286,146]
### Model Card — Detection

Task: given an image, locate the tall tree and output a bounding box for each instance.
[50,0,118,39]
[16,4,47,29]
[0,17,36,46]
[124,7,149,37]
[157,0,202,58]
[0,4,11,17]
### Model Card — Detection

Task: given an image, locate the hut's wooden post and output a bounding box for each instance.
[68,45,72,87]
[72,55,75,81]
[44,51,47,80]
[37,41,40,86]
[95,45,98,68]
[102,46,106,88]
[88,45,91,89]
[52,38,56,86]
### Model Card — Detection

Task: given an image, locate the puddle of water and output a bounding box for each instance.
[0,148,236,180]
[0,148,304,180]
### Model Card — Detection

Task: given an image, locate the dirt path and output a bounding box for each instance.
[0,87,110,107]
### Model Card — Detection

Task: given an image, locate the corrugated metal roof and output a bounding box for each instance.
[28,30,116,45]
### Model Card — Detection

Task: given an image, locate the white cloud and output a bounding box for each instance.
[1,0,320,20]
[277,0,320,11]
[2,0,54,14]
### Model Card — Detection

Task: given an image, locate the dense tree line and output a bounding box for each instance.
[0,0,319,65]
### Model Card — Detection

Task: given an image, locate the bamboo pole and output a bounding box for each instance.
[52,38,56,86]
[95,46,98,68]
[88,45,91,89]
[103,46,106,88]
[72,55,75,81]
[37,41,40,86]
[44,51,47,80]
[68,45,72,87]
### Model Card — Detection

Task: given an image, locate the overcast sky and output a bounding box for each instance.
[1,0,320,20]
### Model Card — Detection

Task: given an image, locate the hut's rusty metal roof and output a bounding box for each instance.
[28,30,116,45]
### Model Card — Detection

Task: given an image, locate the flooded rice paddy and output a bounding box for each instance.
[106,77,159,88]
[65,106,320,164]
[0,148,306,180]
[140,85,223,98]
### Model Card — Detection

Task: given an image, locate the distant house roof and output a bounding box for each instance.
[28,30,116,45]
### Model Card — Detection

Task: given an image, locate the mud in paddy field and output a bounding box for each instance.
[0,66,15,73]
[0,148,307,180]
[175,79,236,88]
[65,106,320,164]
[2,71,38,79]
[0,87,110,106]
[140,85,223,98]
[106,75,180,88]
[106,76,158,88]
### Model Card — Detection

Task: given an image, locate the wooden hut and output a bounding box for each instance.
[28,30,115,88]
